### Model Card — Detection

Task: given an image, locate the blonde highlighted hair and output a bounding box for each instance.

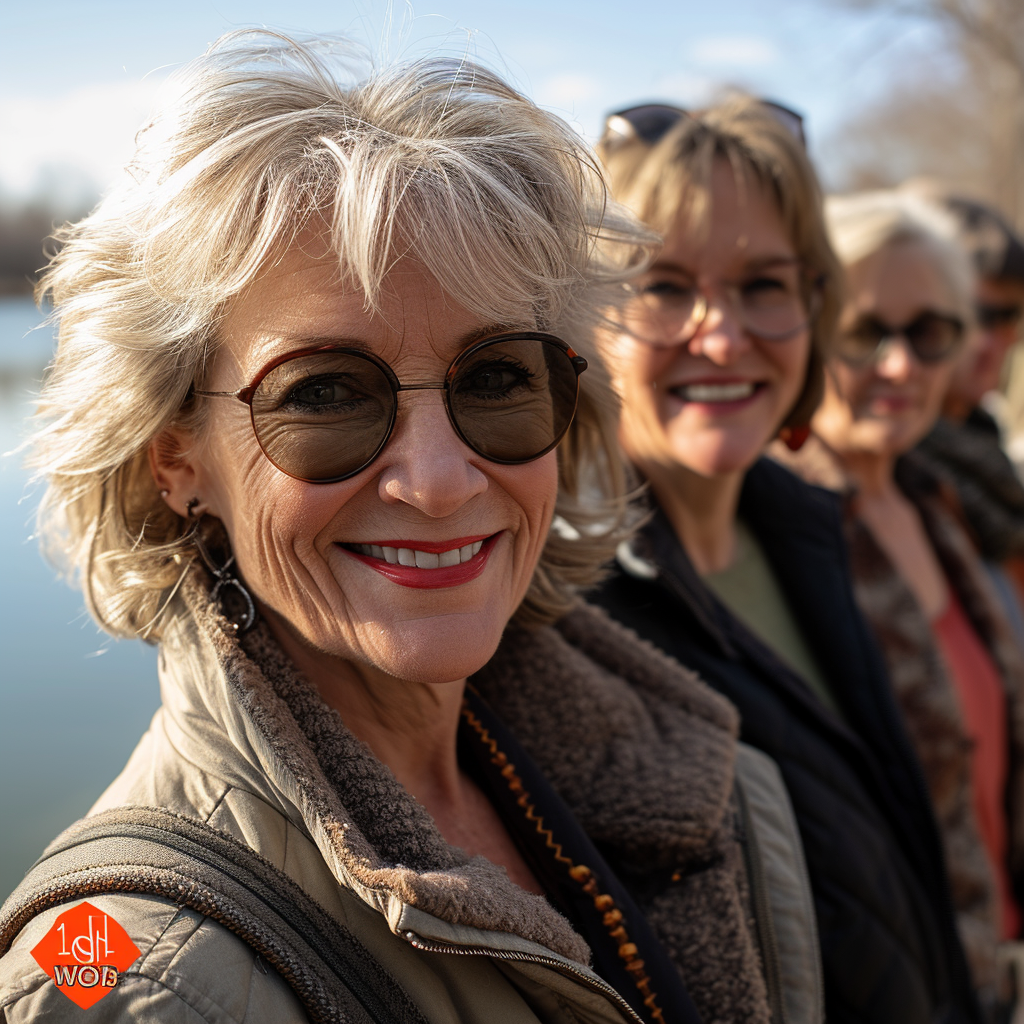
[597,96,842,428]
[29,30,654,640]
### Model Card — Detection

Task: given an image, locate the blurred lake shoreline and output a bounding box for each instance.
[0,295,160,901]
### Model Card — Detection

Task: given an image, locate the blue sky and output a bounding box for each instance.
[3,0,943,204]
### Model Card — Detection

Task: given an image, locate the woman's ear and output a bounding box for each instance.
[149,429,202,519]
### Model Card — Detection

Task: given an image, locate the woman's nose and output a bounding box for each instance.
[874,336,916,381]
[377,394,488,515]
[687,294,752,362]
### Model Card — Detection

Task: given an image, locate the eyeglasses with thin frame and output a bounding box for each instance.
[600,99,806,150]
[193,332,588,484]
[622,258,823,347]
[835,311,965,367]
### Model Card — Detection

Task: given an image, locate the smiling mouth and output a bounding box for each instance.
[346,540,484,569]
[339,533,499,589]
[672,382,760,403]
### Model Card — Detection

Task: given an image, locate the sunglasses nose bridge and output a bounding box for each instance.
[389,381,467,452]
[394,380,449,393]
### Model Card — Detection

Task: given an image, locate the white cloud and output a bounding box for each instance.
[534,72,602,113]
[649,71,719,107]
[689,36,780,69]
[0,79,165,203]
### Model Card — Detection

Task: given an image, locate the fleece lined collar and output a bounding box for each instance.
[156,577,737,963]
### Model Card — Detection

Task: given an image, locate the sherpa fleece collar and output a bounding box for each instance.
[157,576,737,962]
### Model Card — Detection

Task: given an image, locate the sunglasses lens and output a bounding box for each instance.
[837,322,885,365]
[977,303,1023,330]
[448,336,581,463]
[905,314,963,362]
[250,351,396,482]
[837,313,964,366]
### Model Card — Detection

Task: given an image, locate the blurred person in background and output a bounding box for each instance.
[776,188,1024,1015]
[912,193,1024,651]
[589,99,981,1024]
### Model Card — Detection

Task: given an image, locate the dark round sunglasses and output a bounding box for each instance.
[601,99,806,150]
[836,311,965,367]
[194,332,587,484]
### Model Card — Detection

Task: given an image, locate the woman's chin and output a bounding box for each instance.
[354,614,508,685]
[662,431,767,480]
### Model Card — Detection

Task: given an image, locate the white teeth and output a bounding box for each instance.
[350,540,487,568]
[679,382,755,402]
[439,548,461,568]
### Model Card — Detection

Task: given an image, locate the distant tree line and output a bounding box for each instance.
[826,0,1024,229]
[0,200,90,296]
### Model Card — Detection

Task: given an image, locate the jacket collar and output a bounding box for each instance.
[616,457,850,655]
[158,575,737,960]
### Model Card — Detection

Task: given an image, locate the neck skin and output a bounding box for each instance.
[828,443,897,499]
[820,438,949,619]
[261,606,467,812]
[259,605,545,894]
[642,459,745,575]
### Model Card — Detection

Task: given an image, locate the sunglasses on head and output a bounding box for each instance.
[194,332,587,484]
[601,99,806,150]
[836,311,965,367]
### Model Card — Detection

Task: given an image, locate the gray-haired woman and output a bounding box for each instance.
[0,32,815,1024]
[778,189,1024,1012]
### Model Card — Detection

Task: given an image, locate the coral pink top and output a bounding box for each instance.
[932,589,1021,939]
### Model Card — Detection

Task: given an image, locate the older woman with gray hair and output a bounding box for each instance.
[0,31,814,1024]
[777,188,1024,1010]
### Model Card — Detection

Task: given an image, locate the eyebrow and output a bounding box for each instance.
[245,323,526,377]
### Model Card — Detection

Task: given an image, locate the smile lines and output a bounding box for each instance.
[348,541,485,569]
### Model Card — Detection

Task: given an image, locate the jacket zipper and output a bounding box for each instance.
[400,930,645,1024]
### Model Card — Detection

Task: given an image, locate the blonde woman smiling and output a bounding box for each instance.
[590,100,981,1024]
[0,33,815,1024]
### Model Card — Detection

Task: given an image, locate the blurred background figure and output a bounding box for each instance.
[777,188,1024,1014]
[590,99,981,1024]
[909,193,1024,652]
[938,196,1024,427]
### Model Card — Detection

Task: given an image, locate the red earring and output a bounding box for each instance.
[778,425,810,452]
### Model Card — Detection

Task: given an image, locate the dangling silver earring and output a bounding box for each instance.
[186,498,256,634]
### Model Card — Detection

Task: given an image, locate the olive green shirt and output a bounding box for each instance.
[704,520,841,718]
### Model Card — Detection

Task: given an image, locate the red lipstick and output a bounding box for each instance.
[341,534,499,589]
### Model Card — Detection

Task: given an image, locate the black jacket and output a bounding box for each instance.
[589,457,980,1024]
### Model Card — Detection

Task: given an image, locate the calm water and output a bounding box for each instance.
[0,297,159,900]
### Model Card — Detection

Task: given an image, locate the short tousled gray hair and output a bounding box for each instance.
[29,30,654,640]
[825,190,976,325]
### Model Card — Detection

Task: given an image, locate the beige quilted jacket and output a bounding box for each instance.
[0,579,818,1023]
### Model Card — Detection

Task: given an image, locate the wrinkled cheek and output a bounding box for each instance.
[515,456,559,597]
